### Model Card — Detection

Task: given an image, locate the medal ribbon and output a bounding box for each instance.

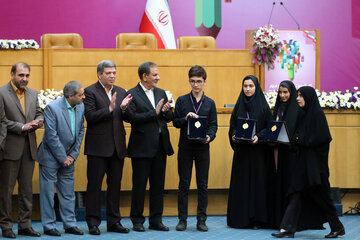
[189,93,204,115]
[246,112,250,120]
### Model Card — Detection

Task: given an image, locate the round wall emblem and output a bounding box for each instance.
[158,10,169,26]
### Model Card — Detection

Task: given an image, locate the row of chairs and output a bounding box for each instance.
[41,33,216,49]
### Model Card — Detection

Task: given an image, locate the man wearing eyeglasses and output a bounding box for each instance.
[173,65,217,232]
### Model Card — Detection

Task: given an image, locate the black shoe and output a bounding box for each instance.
[149,222,169,231]
[325,228,345,238]
[271,231,295,238]
[44,228,61,236]
[18,227,41,237]
[107,222,130,233]
[176,220,187,231]
[88,225,100,235]
[197,221,208,232]
[2,229,16,239]
[65,226,84,235]
[133,223,145,232]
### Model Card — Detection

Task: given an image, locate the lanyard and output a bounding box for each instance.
[189,93,204,115]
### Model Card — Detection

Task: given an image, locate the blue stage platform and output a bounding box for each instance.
[6,215,360,239]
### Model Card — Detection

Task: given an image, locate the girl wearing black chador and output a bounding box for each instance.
[268,81,326,230]
[272,86,345,238]
[227,75,272,229]
[268,80,300,228]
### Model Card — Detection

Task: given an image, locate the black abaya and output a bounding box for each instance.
[279,86,344,234]
[268,82,326,230]
[268,81,300,228]
[227,75,272,228]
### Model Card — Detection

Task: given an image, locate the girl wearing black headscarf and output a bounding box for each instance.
[269,81,326,230]
[227,75,272,228]
[272,86,345,238]
[268,80,300,228]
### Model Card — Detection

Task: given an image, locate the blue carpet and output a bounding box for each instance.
[4,215,360,239]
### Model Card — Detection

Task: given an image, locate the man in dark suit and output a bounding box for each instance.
[0,62,43,239]
[37,81,85,236]
[127,61,174,232]
[84,60,133,235]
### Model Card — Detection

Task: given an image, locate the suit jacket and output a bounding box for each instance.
[127,83,174,158]
[37,97,85,168]
[0,95,7,160]
[0,82,43,160]
[84,81,132,159]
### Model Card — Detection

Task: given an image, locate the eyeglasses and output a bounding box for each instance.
[189,80,204,85]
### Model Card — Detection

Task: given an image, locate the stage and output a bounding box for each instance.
[6,215,360,239]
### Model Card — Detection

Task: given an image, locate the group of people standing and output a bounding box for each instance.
[227,76,345,238]
[0,61,344,239]
[0,61,217,238]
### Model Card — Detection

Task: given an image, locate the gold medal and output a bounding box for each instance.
[242,123,249,129]
[271,125,277,132]
[195,121,201,128]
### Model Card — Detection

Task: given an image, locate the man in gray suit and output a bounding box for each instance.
[0,96,6,160]
[0,62,43,239]
[37,81,85,236]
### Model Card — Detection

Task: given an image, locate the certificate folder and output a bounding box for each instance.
[187,116,208,140]
[235,118,256,141]
[264,121,290,144]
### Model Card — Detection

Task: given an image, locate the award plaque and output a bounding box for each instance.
[187,116,208,140]
[235,118,256,141]
[264,121,290,144]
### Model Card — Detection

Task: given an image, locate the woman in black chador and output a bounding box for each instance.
[272,86,345,238]
[269,80,300,228]
[227,75,272,228]
[269,81,326,230]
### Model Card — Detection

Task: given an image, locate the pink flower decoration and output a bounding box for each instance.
[251,24,281,69]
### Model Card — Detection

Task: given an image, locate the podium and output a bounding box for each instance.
[245,29,320,91]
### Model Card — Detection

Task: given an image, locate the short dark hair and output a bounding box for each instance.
[11,62,30,74]
[138,61,157,80]
[188,65,207,80]
[97,60,116,74]
[63,81,83,98]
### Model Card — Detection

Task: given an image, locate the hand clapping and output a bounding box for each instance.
[120,94,133,110]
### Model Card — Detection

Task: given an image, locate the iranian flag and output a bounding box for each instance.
[139,0,176,49]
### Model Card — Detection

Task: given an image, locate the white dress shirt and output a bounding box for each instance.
[139,82,155,109]
[98,80,113,101]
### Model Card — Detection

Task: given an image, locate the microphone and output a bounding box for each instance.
[268,2,276,26]
[280,2,300,29]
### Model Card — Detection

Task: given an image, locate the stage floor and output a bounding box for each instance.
[5,215,360,239]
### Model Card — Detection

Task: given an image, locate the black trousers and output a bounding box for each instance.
[177,147,209,221]
[280,175,343,233]
[130,139,167,225]
[85,152,124,228]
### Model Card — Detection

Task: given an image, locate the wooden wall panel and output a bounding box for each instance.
[0,66,43,90]
[48,50,258,107]
[329,128,360,188]
[50,49,254,67]
[0,49,43,65]
[16,111,357,195]
[0,50,43,88]
[2,49,358,194]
